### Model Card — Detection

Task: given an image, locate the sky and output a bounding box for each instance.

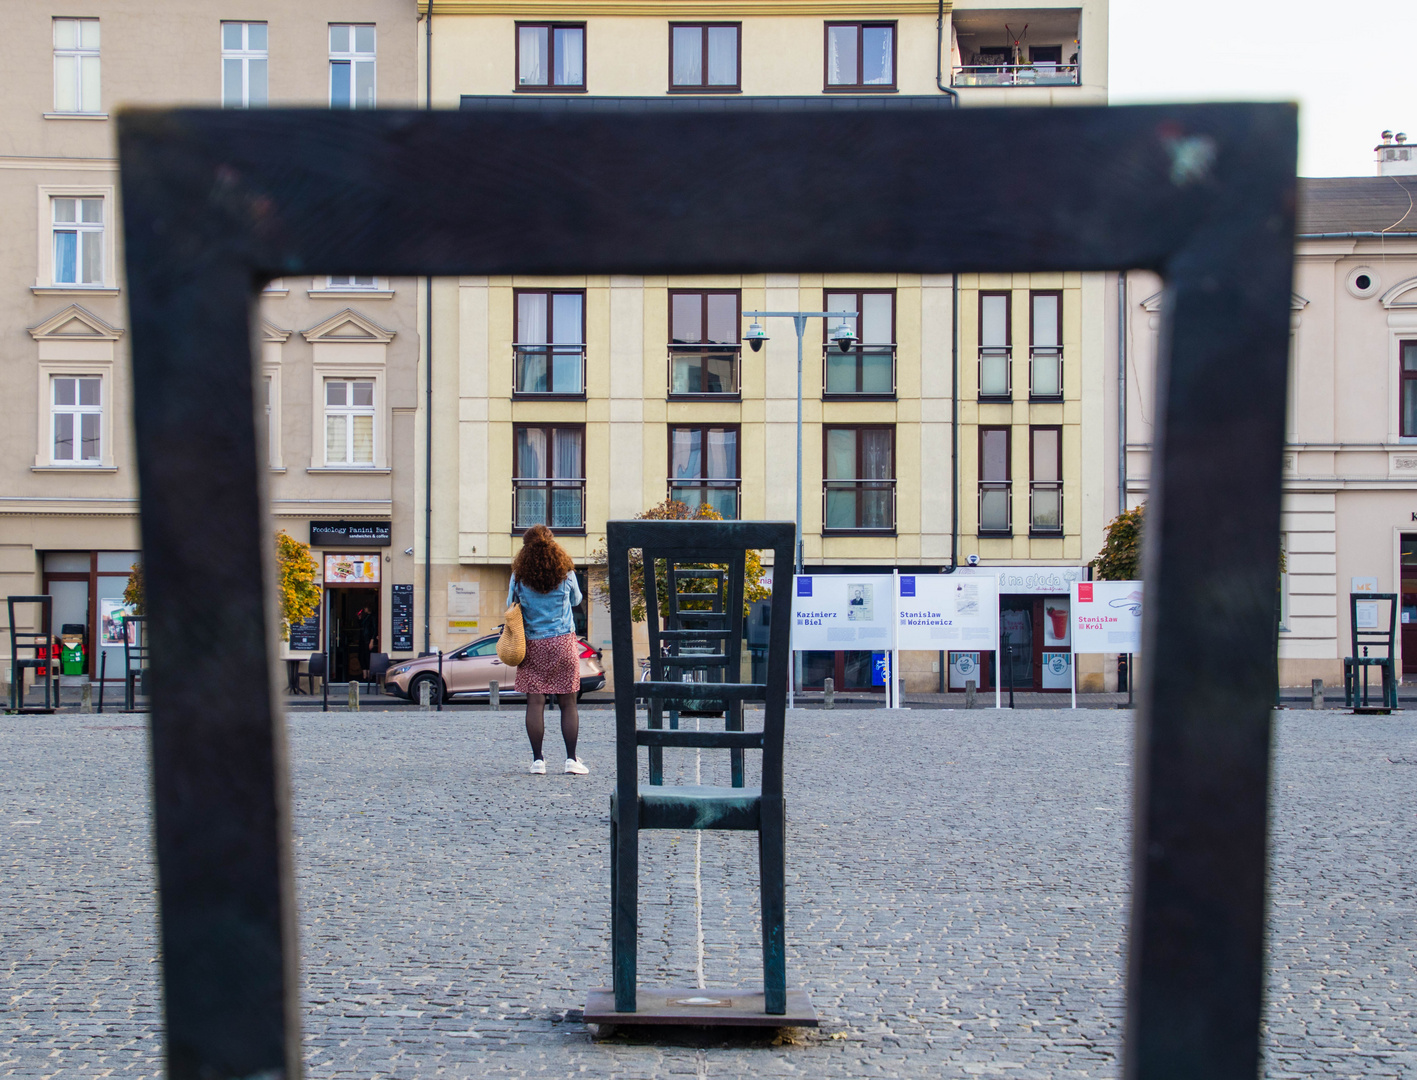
[1109,0,1413,177]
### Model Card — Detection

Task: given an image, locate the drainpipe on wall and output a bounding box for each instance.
[1118,271,1127,516]
[936,0,960,106]
[421,2,434,655]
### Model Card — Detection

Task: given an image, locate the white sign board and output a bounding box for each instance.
[447,581,480,617]
[895,573,999,652]
[1071,580,1143,653]
[792,575,895,652]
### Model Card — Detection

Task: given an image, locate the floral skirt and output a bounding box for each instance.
[513,632,580,695]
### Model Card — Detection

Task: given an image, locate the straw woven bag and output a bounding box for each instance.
[497,585,526,666]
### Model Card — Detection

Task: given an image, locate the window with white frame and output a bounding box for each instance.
[260,375,277,467]
[324,379,374,466]
[222,22,268,108]
[326,275,378,289]
[52,196,104,286]
[329,25,376,108]
[54,19,100,113]
[51,376,102,464]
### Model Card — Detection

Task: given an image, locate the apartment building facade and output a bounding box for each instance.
[418,0,1116,692]
[1121,173,1417,688]
[0,3,419,686]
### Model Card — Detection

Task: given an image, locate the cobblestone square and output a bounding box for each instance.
[2,708,1414,1078]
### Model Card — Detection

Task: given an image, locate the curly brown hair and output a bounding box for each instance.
[510,524,575,594]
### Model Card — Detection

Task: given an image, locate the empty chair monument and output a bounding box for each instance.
[587,518,812,1025]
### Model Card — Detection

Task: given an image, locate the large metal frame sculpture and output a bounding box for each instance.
[117,99,1296,1079]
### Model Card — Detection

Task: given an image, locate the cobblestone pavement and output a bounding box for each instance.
[2,709,1413,1078]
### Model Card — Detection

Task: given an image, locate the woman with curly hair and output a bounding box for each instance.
[507,524,587,775]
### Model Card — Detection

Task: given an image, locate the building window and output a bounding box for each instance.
[514,425,585,531]
[324,379,374,466]
[52,376,102,464]
[824,290,895,395]
[823,426,895,532]
[670,24,740,91]
[1029,426,1062,535]
[54,19,100,114]
[669,290,740,396]
[670,426,740,519]
[221,22,268,108]
[978,426,1011,535]
[1030,291,1063,399]
[1402,342,1417,437]
[517,23,585,90]
[978,292,1011,399]
[260,374,278,467]
[330,25,376,108]
[515,290,585,395]
[825,22,895,91]
[326,275,377,289]
[52,197,104,286]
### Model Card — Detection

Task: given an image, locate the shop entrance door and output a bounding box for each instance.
[327,587,379,683]
[1000,596,1035,689]
[1401,534,1417,674]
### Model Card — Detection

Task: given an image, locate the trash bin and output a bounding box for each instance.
[61,636,85,675]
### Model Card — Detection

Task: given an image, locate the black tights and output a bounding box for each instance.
[526,692,579,761]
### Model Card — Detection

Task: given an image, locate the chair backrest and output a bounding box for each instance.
[125,615,149,672]
[368,652,390,677]
[1349,593,1397,659]
[308,652,327,678]
[7,595,54,660]
[606,520,795,798]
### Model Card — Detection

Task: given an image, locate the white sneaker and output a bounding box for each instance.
[564,757,589,775]
[530,759,546,775]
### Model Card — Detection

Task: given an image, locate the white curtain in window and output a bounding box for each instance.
[326,415,346,463]
[1032,294,1059,348]
[706,428,735,478]
[517,426,547,477]
[518,293,547,343]
[519,26,547,85]
[553,427,581,478]
[861,429,891,479]
[554,27,583,85]
[826,26,855,85]
[672,428,700,479]
[352,415,373,463]
[981,295,1008,347]
[673,26,702,85]
[707,27,736,85]
[862,293,892,343]
[863,26,892,85]
[825,428,856,479]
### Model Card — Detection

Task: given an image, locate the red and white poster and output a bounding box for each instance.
[1071,581,1142,653]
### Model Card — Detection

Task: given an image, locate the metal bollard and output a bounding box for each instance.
[348,680,359,712]
[823,677,834,710]
[419,679,432,711]
[489,679,499,710]
[1311,678,1324,710]
[965,679,976,709]
[81,681,93,713]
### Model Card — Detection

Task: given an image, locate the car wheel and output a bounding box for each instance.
[409,673,443,706]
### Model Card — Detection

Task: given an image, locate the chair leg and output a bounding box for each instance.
[758,804,786,1015]
[612,806,639,1013]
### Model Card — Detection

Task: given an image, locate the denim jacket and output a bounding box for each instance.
[507,572,582,641]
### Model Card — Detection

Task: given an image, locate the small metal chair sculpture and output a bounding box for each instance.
[124,614,150,713]
[589,519,809,1025]
[1345,593,1398,711]
[7,595,57,713]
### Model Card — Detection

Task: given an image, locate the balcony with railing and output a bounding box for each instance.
[669,345,740,398]
[823,344,896,397]
[513,343,586,397]
[513,478,585,532]
[951,9,1081,89]
[1029,481,1063,535]
[823,480,896,534]
[978,346,1012,401]
[1029,347,1063,400]
[978,481,1012,536]
[668,479,740,520]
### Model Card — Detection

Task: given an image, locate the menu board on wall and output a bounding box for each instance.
[289,611,321,652]
[391,584,414,652]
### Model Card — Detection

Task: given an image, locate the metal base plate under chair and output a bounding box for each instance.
[584,987,817,1028]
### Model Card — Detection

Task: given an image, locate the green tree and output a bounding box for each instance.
[1091,504,1145,581]
[589,499,770,623]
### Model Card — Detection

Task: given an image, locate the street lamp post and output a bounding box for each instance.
[742,309,856,575]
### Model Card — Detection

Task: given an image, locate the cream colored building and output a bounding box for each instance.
[1121,173,1417,688]
[0,3,420,691]
[419,0,1116,693]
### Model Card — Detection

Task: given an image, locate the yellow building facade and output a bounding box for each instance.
[418,0,1115,693]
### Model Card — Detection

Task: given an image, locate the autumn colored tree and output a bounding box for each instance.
[122,562,145,615]
[589,499,770,623]
[1091,504,1145,581]
[275,530,321,641]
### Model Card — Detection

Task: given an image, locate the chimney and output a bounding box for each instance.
[1377,129,1417,176]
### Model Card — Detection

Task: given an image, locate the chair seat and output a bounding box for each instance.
[612,784,764,831]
